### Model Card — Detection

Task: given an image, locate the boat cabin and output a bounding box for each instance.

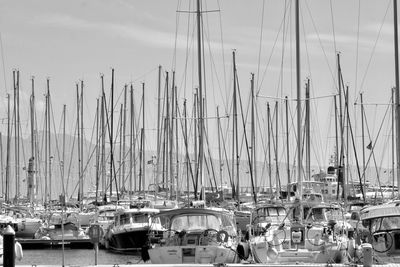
[360,201,400,255]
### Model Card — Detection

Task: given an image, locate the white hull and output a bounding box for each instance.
[148,245,237,264]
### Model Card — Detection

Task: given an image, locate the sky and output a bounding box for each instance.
[0,0,398,189]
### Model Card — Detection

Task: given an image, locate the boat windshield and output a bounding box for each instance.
[169,213,236,235]
[253,207,287,224]
[171,214,220,231]
[305,207,327,223]
[371,216,400,232]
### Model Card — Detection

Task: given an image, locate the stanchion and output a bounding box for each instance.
[4,225,15,267]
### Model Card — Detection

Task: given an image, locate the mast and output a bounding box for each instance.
[129,85,134,200]
[295,0,303,221]
[305,78,310,180]
[285,96,290,200]
[267,103,272,194]
[100,75,106,200]
[109,68,114,201]
[196,0,205,201]
[250,73,257,199]
[5,94,10,202]
[76,83,81,204]
[393,88,396,199]
[393,0,400,197]
[156,65,162,195]
[360,92,366,182]
[337,53,346,203]
[232,50,240,206]
[122,85,127,193]
[217,106,223,199]
[80,81,84,204]
[28,76,35,203]
[14,70,19,200]
[142,82,145,195]
[275,102,280,195]
[95,100,100,204]
[62,105,66,202]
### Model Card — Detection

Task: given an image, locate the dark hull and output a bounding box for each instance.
[108,228,150,252]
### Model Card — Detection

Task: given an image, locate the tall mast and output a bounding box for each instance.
[48,79,52,203]
[267,103,272,193]
[62,105,66,201]
[76,83,81,204]
[156,65,162,191]
[80,81,84,204]
[28,76,36,203]
[393,0,400,197]
[251,73,257,199]
[360,92,366,181]
[100,75,106,199]
[393,88,396,198]
[305,79,310,180]
[6,94,10,202]
[142,82,145,195]
[110,68,114,200]
[196,0,205,201]
[122,85,127,193]
[285,96,290,200]
[295,0,303,221]
[14,70,19,200]
[217,106,223,199]
[337,53,345,203]
[275,102,280,195]
[232,50,240,206]
[129,85,134,200]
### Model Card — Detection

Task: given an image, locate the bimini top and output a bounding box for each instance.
[360,200,400,221]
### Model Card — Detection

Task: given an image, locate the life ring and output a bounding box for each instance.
[217,230,229,243]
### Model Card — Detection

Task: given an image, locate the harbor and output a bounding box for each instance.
[1,0,400,266]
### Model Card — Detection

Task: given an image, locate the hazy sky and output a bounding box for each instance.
[0,0,397,174]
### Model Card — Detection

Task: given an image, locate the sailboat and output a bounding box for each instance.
[247,0,351,264]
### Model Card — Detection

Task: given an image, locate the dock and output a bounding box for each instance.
[17,238,94,249]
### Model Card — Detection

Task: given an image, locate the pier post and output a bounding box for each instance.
[3,225,15,267]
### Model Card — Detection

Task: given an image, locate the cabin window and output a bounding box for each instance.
[268,208,278,216]
[380,216,400,231]
[120,214,131,225]
[131,214,148,223]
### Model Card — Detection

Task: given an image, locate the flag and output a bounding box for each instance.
[366,141,372,150]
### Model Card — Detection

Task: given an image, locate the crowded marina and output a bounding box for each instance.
[1,0,400,266]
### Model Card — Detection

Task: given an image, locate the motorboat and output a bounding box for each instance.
[104,207,163,252]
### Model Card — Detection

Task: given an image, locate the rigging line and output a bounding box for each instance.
[203,14,228,117]
[257,93,338,101]
[177,3,194,101]
[355,0,361,96]
[303,0,336,87]
[362,99,390,196]
[217,0,228,112]
[329,0,337,54]
[256,0,266,93]
[359,1,391,91]
[172,0,182,71]
[362,99,391,172]
[257,1,290,95]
